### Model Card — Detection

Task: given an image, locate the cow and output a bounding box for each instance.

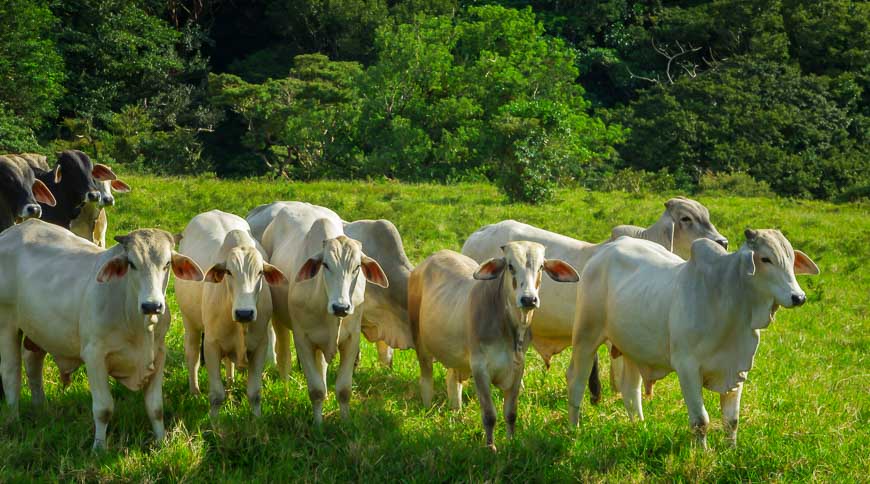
[461,197,728,401]
[259,203,389,423]
[344,219,415,367]
[248,202,414,370]
[175,210,286,418]
[408,242,578,451]
[70,179,131,247]
[0,220,203,449]
[26,150,117,229]
[0,155,56,231]
[566,230,819,448]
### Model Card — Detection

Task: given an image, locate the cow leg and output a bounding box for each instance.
[336,332,360,420]
[566,343,599,426]
[225,358,235,387]
[675,363,709,449]
[83,353,113,450]
[203,339,225,419]
[720,385,743,447]
[23,347,46,407]
[376,341,393,368]
[143,346,167,443]
[183,326,202,395]
[95,209,107,248]
[294,337,326,424]
[471,363,497,452]
[246,340,268,417]
[273,322,292,381]
[503,367,526,439]
[608,342,623,395]
[416,346,435,407]
[0,325,22,412]
[315,350,328,392]
[619,357,644,421]
[446,369,463,410]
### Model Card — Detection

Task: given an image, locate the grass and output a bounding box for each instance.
[0,175,867,482]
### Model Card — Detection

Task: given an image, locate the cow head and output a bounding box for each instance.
[97,229,203,324]
[295,235,388,318]
[473,241,578,349]
[742,228,819,311]
[0,156,56,222]
[53,150,116,208]
[664,197,728,258]
[92,178,131,208]
[204,230,286,323]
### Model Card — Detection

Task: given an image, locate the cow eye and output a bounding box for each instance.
[164,262,170,271]
[322,263,330,271]
[761,257,772,264]
[681,216,692,223]
[127,260,137,270]
[508,264,515,273]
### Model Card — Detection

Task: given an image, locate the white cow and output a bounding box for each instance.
[70,179,131,247]
[259,203,389,423]
[248,202,414,369]
[566,230,819,448]
[461,197,728,399]
[175,210,286,418]
[0,220,203,449]
[409,242,578,451]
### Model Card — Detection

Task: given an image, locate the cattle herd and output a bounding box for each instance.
[0,150,819,452]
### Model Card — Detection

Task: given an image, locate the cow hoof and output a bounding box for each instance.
[487,443,498,453]
[92,439,106,451]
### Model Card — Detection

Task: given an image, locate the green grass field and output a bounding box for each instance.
[1,175,867,482]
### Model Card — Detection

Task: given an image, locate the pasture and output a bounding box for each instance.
[0,175,867,481]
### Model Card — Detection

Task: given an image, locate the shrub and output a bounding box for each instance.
[698,171,775,197]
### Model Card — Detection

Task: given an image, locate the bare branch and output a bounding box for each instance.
[626,66,659,84]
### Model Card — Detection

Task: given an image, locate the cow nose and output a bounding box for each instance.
[519,295,538,308]
[141,302,164,315]
[791,294,806,307]
[331,303,350,317]
[234,309,255,322]
[24,204,41,218]
[86,191,101,202]
[717,238,729,249]
[102,196,115,207]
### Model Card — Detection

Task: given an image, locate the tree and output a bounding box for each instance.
[0,0,64,150]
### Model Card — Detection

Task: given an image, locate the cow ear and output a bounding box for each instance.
[97,257,128,283]
[262,263,287,286]
[31,179,56,206]
[473,258,506,280]
[204,263,227,283]
[361,255,389,288]
[794,250,820,275]
[744,250,756,276]
[110,179,131,192]
[54,165,62,184]
[295,254,323,282]
[173,233,183,245]
[543,259,579,283]
[91,163,117,181]
[172,252,204,281]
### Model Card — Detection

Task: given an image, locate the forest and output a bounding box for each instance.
[1,0,868,202]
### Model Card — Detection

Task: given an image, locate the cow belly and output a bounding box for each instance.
[18,318,80,360]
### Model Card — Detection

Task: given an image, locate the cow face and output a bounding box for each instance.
[0,156,55,222]
[743,229,819,309]
[96,179,131,208]
[53,150,116,208]
[204,240,286,323]
[295,235,388,318]
[97,229,203,323]
[666,197,729,257]
[473,241,578,347]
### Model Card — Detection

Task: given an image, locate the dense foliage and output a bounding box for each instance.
[0,0,866,201]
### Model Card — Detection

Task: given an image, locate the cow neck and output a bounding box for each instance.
[0,198,13,231]
[34,169,82,228]
[641,212,674,249]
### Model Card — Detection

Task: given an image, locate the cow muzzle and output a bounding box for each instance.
[141,301,164,315]
[234,309,256,323]
[331,303,351,318]
[18,204,41,221]
[716,238,729,249]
